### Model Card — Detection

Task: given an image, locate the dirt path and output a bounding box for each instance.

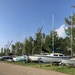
[0,62,69,75]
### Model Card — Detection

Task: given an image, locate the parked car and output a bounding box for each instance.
[1,56,13,60]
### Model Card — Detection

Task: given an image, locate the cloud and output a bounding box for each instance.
[56,24,66,38]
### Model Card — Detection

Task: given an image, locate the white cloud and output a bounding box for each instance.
[56,24,66,38]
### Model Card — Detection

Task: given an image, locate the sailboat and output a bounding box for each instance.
[38,15,72,63]
[60,13,75,65]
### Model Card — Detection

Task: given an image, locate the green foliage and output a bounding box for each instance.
[14,42,23,55]
[65,13,75,25]
[45,35,52,52]
[1,25,75,56]
[24,37,33,55]
[65,13,75,55]
[11,45,15,55]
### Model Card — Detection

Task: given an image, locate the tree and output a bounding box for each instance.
[29,36,34,55]
[34,27,45,54]
[11,45,15,55]
[65,13,75,25]
[24,37,33,55]
[65,27,75,53]
[44,35,52,53]
[1,47,3,54]
[0,47,5,56]
[65,13,75,56]
[15,42,23,55]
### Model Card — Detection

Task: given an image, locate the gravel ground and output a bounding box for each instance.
[0,62,69,75]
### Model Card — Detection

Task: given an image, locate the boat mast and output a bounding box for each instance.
[71,13,73,57]
[52,15,54,53]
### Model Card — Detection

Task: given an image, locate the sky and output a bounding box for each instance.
[0,0,75,49]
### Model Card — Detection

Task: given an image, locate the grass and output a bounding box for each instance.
[0,60,75,75]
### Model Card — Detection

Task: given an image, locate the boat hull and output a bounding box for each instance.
[61,59,75,65]
[29,56,40,62]
[39,56,71,63]
[13,56,26,61]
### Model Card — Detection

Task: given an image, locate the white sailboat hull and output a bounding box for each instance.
[38,53,72,63]
[61,59,75,65]
[39,56,70,63]
[29,56,40,62]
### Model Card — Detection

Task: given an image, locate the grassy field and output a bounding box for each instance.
[1,60,75,75]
